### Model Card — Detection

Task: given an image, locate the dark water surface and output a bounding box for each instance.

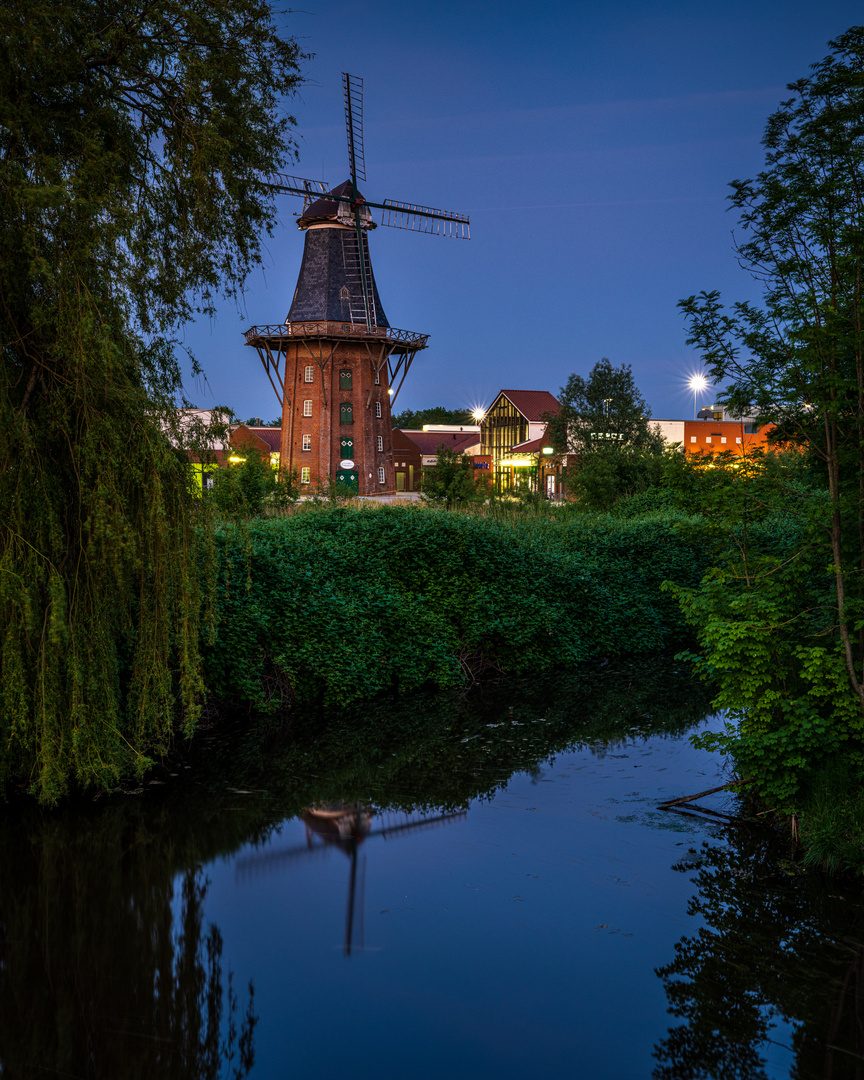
[3,663,864,1079]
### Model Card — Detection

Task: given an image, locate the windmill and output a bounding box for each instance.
[244,73,470,496]
[235,804,466,957]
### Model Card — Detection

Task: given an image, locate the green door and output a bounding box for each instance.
[336,470,358,491]
[340,437,354,461]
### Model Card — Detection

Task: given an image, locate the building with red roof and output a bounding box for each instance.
[478,390,563,495]
[391,425,481,492]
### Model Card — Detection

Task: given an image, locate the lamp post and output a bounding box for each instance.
[688,374,708,420]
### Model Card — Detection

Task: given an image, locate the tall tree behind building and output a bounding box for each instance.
[0,0,305,801]
[547,358,665,509]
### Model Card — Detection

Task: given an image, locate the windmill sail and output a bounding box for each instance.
[342,73,366,184]
[381,199,471,238]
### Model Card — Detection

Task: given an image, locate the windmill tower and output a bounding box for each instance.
[244,74,470,495]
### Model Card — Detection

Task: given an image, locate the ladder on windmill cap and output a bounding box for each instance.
[340,230,378,325]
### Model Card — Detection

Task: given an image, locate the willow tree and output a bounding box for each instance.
[0,0,304,801]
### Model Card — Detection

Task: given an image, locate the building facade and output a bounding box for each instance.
[479,389,561,492]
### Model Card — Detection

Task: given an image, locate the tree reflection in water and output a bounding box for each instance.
[0,807,256,1079]
[653,827,864,1080]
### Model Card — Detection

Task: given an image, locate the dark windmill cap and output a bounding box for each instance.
[297,179,376,230]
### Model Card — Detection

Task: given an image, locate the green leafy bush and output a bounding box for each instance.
[203,505,710,713]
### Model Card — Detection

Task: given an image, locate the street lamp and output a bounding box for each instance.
[688,374,708,419]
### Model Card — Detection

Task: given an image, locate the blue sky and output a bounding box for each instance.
[180,1,864,422]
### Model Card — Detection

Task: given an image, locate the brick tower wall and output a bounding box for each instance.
[279,338,396,495]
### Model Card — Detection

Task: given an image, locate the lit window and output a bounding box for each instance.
[304,366,314,383]
[736,437,742,444]
[705,436,712,444]
[375,401,381,418]
[721,437,727,444]
[690,436,696,443]
[302,434,311,451]
[303,399,312,417]
[301,467,310,484]
[340,403,353,424]
[377,435,383,452]
[378,467,385,484]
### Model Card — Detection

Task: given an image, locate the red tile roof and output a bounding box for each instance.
[510,436,544,453]
[397,430,479,455]
[496,390,560,421]
[237,426,281,451]
[511,424,556,454]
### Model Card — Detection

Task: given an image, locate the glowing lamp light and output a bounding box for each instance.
[472,408,486,422]
[542,446,554,455]
[228,455,245,463]
[688,373,709,419]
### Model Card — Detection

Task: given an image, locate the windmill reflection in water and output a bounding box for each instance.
[235,804,465,956]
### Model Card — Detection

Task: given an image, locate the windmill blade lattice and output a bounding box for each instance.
[343,73,366,184]
[266,172,330,213]
[381,199,470,238]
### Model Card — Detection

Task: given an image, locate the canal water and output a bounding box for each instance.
[2,661,863,1079]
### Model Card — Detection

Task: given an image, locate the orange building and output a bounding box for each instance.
[653,411,774,457]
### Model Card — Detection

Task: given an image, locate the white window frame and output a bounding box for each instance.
[301,467,310,484]
[302,434,311,451]
[303,400,312,417]
[377,435,383,452]
[378,467,385,484]
[304,365,314,383]
[375,401,381,418]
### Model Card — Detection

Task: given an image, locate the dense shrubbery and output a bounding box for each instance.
[202,504,712,713]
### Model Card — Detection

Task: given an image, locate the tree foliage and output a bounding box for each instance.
[547,358,664,457]
[421,445,486,508]
[209,448,298,520]
[678,27,864,813]
[0,0,305,800]
[391,405,474,430]
[545,358,665,509]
